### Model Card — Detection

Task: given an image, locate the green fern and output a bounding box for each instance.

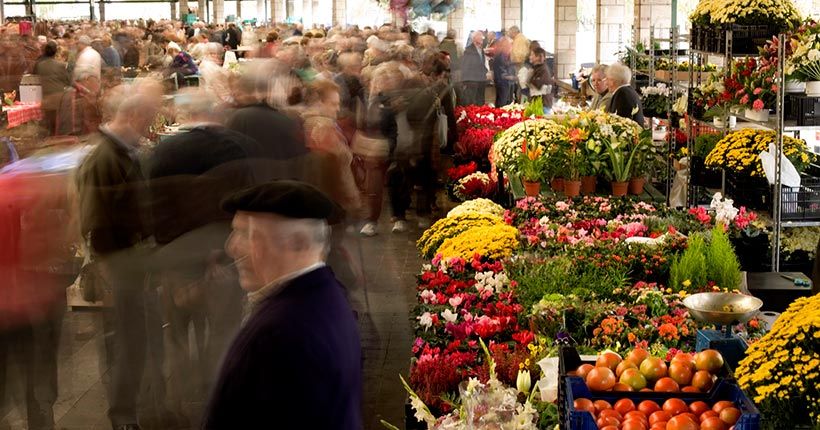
[707,226,742,290]
[670,232,708,291]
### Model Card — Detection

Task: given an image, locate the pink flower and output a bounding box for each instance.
[753,99,765,111]
[771,84,779,92]
[740,94,750,105]
[753,88,763,95]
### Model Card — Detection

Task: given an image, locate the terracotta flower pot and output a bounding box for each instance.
[564,180,581,197]
[629,177,646,195]
[523,180,541,197]
[581,175,597,195]
[611,181,629,197]
[550,177,564,192]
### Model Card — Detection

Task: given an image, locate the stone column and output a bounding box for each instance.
[554,0,577,79]
[179,0,188,16]
[236,0,241,18]
[198,0,206,21]
[272,0,285,24]
[634,0,671,44]
[0,0,4,25]
[213,0,224,23]
[332,0,344,26]
[501,0,521,30]
[99,0,106,21]
[597,0,626,63]
[446,4,464,46]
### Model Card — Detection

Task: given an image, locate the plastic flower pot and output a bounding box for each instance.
[523,180,541,197]
[550,177,564,192]
[806,81,820,97]
[563,180,581,197]
[610,181,628,197]
[628,177,646,195]
[581,175,597,195]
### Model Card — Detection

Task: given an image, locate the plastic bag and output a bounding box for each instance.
[760,142,801,187]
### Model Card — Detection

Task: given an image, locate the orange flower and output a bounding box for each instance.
[566,127,588,143]
[658,323,679,340]
[627,332,637,343]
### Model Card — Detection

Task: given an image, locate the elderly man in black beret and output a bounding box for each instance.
[202,181,362,430]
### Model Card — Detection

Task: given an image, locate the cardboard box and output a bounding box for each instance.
[19,74,42,104]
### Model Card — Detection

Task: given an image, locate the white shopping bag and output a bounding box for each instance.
[760,143,801,187]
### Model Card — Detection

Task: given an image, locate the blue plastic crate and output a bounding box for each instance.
[563,376,761,430]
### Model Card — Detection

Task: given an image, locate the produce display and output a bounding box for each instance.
[568,349,726,394]
[571,396,747,430]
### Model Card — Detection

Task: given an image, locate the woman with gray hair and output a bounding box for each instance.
[588,64,612,111]
[605,63,645,125]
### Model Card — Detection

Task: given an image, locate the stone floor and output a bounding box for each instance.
[1,218,426,430]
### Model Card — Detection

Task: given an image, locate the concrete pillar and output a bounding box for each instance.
[0,0,4,25]
[179,0,188,16]
[170,1,177,20]
[256,0,264,22]
[198,0,206,20]
[272,0,284,23]
[633,0,671,44]
[236,0,240,18]
[213,0,224,23]
[597,0,627,63]
[99,0,106,21]
[502,0,521,30]
[554,0,577,79]
[446,4,465,46]
[332,0,345,26]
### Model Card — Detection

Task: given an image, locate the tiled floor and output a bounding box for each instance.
[1,219,426,430]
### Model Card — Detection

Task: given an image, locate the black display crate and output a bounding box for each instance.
[785,94,820,126]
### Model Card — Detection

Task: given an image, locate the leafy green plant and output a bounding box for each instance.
[707,226,742,290]
[604,138,640,182]
[523,97,544,118]
[517,138,548,182]
[694,133,722,159]
[669,232,708,292]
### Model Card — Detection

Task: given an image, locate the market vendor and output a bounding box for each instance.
[605,63,645,126]
[588,64,612,111]
[202,181,362,430]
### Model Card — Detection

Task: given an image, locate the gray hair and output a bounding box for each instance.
[591,64,609,76]
[606,63,632,86]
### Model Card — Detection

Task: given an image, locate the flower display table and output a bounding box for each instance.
[2,102,43,129]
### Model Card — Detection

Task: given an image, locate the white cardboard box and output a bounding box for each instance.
[19,74,42,104]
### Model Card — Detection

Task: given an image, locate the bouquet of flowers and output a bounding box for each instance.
[455,105,525,132]
[640,83,673,118]
[786,22,820,83]
[704,129,814,176]
[689,0,801,29]
[447,198,506,218]
[492,119,565,175]
[457,127,498,159]
[417,213,504,259]
[454,172,497,201]
[733,56,778,112]
[437,224,520,261]
[736,293,820,429]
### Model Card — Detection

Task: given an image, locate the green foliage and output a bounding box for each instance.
[694,133,723,158]
[535,400,560,429]
[669,232,708,291]
[508,256,631,312]
[524,96,544,118]
[707,226,742,290]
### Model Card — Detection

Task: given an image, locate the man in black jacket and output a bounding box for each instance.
[76,90,161,430]
[605,63,645,126]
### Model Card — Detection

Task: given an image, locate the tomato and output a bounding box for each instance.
[620,368,648,391]
[662,398,689,417]
[649,423,667,430]
[576,363,595,379]
[666,415,699,430]
[597,416,620,428]
[670,351,696,371]
[585,366,617,391]
[689,401,711,417]
[600,409,623,421]
[621,419,648,430]
[691,370,716,392]
[695,349,725,373]
[597,351,623,372]
[668,361,694,386]
[616,360,638,377]
[712,401,736,414]
[614,398,636,415]
[719,407,741,425]
[640,388,653,392]
[638,400,661,416]
[701,416,728,430]
[624,410,648,424]
[599,426,618,430]
[681,386,701,393]
[593,400,612,413]
[626,347,650,366]
[653,377,680,392]
[649,410,672,425]
[639,356,668,382]
[613,383,635,391]
[700,410,720,422]
[679,412,698,423]
[573,398,595,414]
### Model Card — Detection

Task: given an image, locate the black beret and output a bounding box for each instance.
[221,180,343,222]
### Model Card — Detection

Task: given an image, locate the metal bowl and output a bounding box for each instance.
[683,292,763,325]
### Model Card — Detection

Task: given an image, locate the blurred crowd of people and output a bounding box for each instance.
[0,16,562,430]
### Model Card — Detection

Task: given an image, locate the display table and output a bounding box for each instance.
[746,271,814,313]
[2,102,43,129]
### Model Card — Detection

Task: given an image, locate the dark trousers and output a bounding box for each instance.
[460,81,487,106]
[354,155,388,223]
[0,290,63,430]
[495,81,513,107]
[387,158,436,220]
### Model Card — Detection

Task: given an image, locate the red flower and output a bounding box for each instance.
[447,162,477,181]
[752,99,765,111]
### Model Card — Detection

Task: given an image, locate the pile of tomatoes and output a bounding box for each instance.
[569,348,726,393]
[572,397,744,430]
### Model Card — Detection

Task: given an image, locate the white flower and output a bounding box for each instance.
[449,295,463,307]
[516,369,532,394]
[441,308,458,323]
[417,312,433,330]
[419,289,436,304]
[408,395,436,425]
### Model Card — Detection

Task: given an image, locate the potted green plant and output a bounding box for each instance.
[628,130,657,195]
[604,137,640,197]
[518,139,547,197]
[563,129,587,197]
